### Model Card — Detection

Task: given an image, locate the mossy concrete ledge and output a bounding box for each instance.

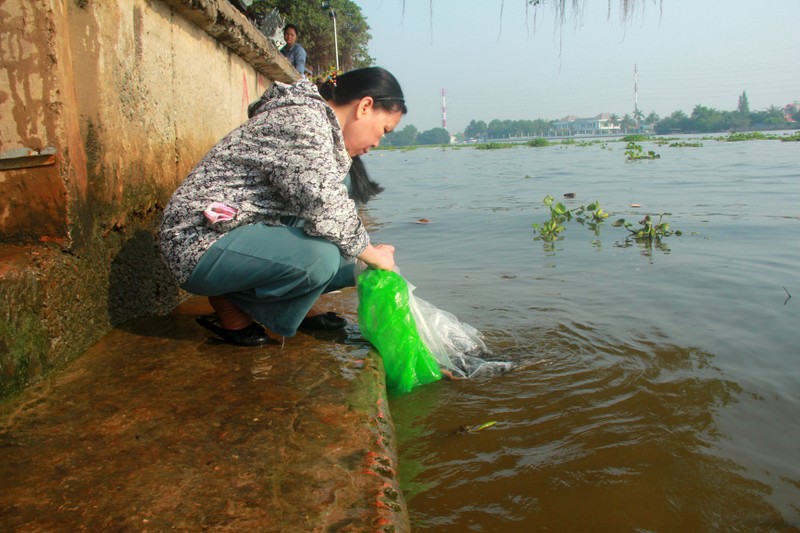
[0,294,410,531]
[0,0,296,399]
[1,2,409,529]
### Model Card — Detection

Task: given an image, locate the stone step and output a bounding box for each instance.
[0,293,408,531]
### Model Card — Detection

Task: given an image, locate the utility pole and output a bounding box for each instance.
[321,2,339,71]
[441,88,447,130]
[633,64,640,131]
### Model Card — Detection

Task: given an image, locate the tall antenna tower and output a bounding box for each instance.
[441,88,447,130]
[633,64,640,129]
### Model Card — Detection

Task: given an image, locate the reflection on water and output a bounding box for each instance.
[362,139,800,531]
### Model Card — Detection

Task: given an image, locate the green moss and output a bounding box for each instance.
[0,311,49,401]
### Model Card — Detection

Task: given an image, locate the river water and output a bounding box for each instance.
[360,136,799,532]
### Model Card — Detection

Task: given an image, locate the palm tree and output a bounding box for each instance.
[633,108,645,130]
[620,114,634,133]
[609,113,621,133]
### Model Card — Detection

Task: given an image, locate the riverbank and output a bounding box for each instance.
[0,292,409,531]
[1,0,296,404]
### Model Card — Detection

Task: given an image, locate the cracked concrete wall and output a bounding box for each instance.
[0,0,297,397]
[1,0,296,246]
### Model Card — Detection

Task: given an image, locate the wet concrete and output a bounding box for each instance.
[0,291,408,532]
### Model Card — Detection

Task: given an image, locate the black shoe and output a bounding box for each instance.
[299,311,347,330]
[196,314,271,346]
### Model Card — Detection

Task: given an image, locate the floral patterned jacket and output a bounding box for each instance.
[159,79,369,285]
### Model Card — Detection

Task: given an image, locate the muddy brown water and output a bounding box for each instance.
[361,136,800,531]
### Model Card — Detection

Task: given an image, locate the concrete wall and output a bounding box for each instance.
[0,0,297,398]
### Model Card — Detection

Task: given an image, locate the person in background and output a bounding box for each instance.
[280,23,306,78]
[159,67,407,346]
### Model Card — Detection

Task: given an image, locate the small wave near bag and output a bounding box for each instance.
[357,269,513,394]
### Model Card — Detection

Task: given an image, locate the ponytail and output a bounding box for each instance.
[348,155,384,204]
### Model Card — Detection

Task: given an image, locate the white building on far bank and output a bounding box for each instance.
[552,113,621,136]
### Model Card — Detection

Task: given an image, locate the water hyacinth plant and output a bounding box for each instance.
[612,213,681,241]
[624,141,661,160]
[532,195,688,256]
[612,213,684,254]
[531,195,569,242]
[532,195,610,242]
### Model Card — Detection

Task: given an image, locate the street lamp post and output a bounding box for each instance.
[321,1,340,71]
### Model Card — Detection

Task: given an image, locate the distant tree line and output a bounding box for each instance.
[383,91,798,147]
[464,119,554,140]
[653,105,796,135]
[383,125,451,147]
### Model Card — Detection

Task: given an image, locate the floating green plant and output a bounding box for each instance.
[625,141,661,160]
[610,213,689,255]
[668,141,703,147]
[724,131,769,142]
[532,195,609,242]
[474,142,516,150]
[621,134,652,142]
[532,195,695,257]
[531,195,569,242]
[574,200,610,224]
[612,213,681,241]
[573,200,610,237]
[526,138,550,147]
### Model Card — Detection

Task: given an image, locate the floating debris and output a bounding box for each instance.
[457,421,497,435]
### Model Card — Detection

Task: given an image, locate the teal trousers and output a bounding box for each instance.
[183,222,356,337]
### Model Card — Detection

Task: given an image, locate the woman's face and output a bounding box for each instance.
[343,98,403,157]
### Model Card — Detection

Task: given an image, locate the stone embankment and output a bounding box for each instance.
[0,292,409,531]
[2,1,409,529]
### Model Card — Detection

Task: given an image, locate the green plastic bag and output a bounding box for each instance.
[357,269,442,394]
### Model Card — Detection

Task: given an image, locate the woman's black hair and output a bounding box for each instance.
[318,67,407,115]
[283,23,299,35]
[348,155,384,204]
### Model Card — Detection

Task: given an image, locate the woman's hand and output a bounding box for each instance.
[358,243,396,271]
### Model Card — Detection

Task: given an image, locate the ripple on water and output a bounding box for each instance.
[365,142,800,530]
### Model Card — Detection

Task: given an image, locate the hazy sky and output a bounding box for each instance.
[352,0,800,133]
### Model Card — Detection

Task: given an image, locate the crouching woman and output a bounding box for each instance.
[159,67,407,345]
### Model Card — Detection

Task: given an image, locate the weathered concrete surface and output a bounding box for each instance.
[0,291,410,532]
[0,236,179,399]
[0,0,298,400]
[1,0,294,246]
[0,7,402,527]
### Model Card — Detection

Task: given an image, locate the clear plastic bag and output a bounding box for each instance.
[405,280,515,380]
[357,269,514,393]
